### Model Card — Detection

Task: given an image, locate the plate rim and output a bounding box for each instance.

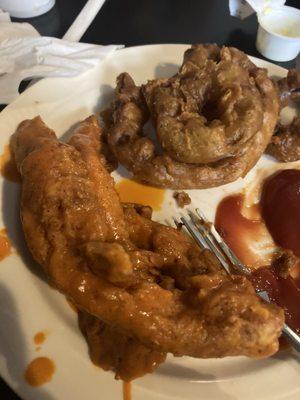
[0,43,298,400]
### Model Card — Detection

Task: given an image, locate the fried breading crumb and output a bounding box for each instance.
[173,191,191,208]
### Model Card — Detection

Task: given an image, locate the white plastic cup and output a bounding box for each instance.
[0,0,55,18]
[256,5,300,62]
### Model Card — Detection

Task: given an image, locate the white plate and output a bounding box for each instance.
[0,44,299,400]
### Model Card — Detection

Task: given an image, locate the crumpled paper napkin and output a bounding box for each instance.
[229,0,285,19]
[0,9,123,104]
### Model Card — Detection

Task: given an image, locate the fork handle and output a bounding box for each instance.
[282,324,300,352]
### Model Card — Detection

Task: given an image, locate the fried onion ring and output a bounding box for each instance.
[107,44,279,189]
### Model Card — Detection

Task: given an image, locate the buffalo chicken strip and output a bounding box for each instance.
[12,116,284,378]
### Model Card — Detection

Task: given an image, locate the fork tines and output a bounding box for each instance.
[180,212,232,275]
[196,209,251,276]
[175,209,251,276]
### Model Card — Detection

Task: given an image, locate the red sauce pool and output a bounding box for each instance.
[215,169,300,335]
[260,169,300,257]
[250,267,300,334]
[258,169,300,334]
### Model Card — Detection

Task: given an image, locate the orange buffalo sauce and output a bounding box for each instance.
[116,179,165,211]
[123,381,132,400]
[0,145,21,183]
[24,357,55,387]
[34,332,46,346]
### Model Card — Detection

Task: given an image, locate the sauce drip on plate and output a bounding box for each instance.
[24,357,55,387]
[116,179,165,211]
[260,169,300,257]
[251,267,300,334]
[123,381,132,400]
[214,194,273,267]
[34,331,46,346]
[0,228,12,261]
[0,145,21,183]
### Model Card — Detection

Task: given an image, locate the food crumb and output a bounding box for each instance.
[173,191,191,208]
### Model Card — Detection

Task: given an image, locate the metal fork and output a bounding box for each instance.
[174,209,300,353]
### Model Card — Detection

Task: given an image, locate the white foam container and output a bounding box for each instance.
[0,0,55,18]
[256,5,300,62]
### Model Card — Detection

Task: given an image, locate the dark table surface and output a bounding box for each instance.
[0,0,299,398]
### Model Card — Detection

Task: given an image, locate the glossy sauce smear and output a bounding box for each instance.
[215,194,274,268]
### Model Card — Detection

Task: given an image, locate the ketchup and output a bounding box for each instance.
[260,169,300,257]
[258,169,300,334]
[215,169,300,335]
[250,267,300,334]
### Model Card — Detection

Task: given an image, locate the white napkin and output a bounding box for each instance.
[229,0,285,19]
[0,9,123,104]
[0,9,10,22]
